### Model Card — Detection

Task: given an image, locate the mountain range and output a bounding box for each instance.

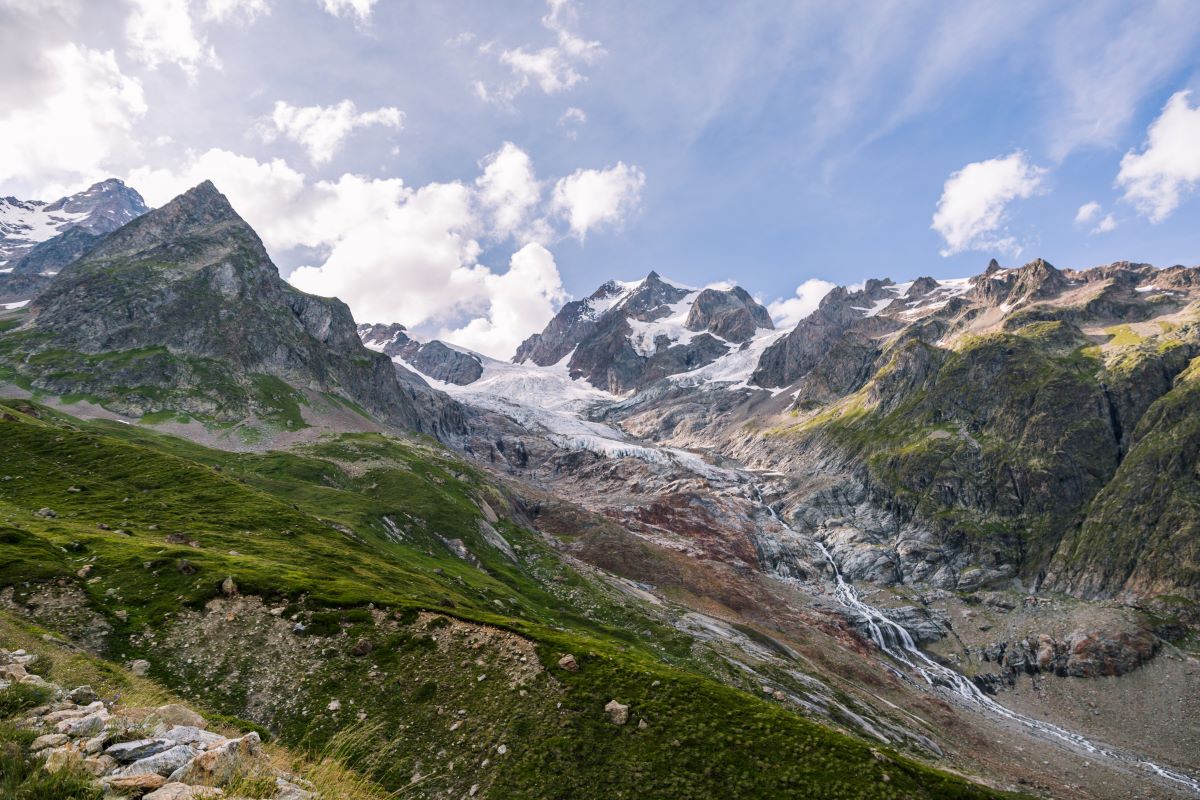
[1,178,1198,800]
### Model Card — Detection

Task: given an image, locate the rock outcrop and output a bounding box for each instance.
[1,647,312,799]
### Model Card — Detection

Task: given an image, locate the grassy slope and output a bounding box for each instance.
[0,400,1017,799]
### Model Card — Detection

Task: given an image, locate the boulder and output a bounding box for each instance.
[31,733,69,750]
[168,732,264,786]
[67,685,98,704]
[604,699,629,725]
[151,703,207,729]
[273,777,315,800]
[107,738,176,763]
[43,746,83,773]
[161,725,227,750]
[57,710,110,737]
[557,654,579,672]
[119,744,197,777]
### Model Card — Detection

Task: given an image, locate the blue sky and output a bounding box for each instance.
[2,0,1199,357]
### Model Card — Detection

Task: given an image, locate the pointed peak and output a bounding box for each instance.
[160,180,241,224]
[645,270,662,281]
[985,258,1002,273]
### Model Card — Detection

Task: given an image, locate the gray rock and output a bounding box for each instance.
[118,744,197,777]
[106,738,176,763]
[604,699,629,725]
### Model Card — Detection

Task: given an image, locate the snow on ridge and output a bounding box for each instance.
[669,327,789,392]
[852,297,893,318]
[626,290,706,357]
[1,300,30,310]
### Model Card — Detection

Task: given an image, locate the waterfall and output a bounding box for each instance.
[755,488,1200,796]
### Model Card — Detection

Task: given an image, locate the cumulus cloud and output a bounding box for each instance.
[439,243,568,358]
[551,162,645,239]
[127,143,644,359]
[767,279,836,329]
[1075,201,1116,234]
[1092,213,1116,234]
[475,0,604,104]
[321,0,377,22]
[931,151,1046,257]
[125,0,218,78]
[259,100,404,164]
[0,44,147,192]
[1117,90,1200,223]
[475,142,542,240]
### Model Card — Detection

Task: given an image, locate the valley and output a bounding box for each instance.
[0,179,1197,799]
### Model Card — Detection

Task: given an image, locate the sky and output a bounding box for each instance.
[2,0,1199,358]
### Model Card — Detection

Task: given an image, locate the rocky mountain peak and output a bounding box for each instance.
[8,180,459,435]
[359,322,483,386]
[0,178,150,266]
[684,285,774,342]
[72,180,267,280]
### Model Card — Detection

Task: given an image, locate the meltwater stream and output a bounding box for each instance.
[753,490,1200,796]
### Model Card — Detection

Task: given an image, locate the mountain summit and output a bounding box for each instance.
[4,181,444,434]
[0,178,147,264]
[514,272,774,393]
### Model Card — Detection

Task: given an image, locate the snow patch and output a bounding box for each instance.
[626,291,708,357]
[852,297,892,317]
[669,328,789,391]
[1,300,29,310]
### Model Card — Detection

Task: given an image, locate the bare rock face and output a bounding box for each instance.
[751,279,900,389]
[514,272,768,393]
[684,286,773,343]
[358,322,483,385]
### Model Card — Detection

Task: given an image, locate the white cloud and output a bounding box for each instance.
[475,142,542,240]
[1074,201,1116,234]
[1045,3,1200,158]
[1092,213,1116,234]
[552,162,645,239]
[128,144,644,360]
[440,243,567,358]
[475,0,604,104]
[1116,90,1200,223]
[767,279,836,329]
[931,151,1046,257]
[321,0,377,22]
[203,0,270,22]
[559,106,587,139]
[0,44,146,193]
[125,0,217,78]
[259,99,404,164]
[1074,201,1101,224]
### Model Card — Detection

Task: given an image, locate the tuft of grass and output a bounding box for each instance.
[0,684,53,718]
